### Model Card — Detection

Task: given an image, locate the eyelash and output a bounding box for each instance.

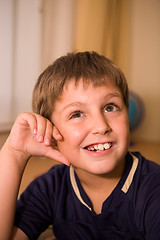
[69,104,119,120]
[69,111,84,119]
[104,103,119,112]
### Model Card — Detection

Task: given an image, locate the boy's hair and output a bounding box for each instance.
[32,51,129,121]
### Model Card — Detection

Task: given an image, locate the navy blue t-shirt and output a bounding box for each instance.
[15,152,160,240]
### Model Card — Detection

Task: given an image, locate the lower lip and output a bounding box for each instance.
[83,146,113,157]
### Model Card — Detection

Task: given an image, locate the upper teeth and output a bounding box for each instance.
[87,143,111,152]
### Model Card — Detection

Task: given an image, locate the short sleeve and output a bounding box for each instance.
[14,174,54,240]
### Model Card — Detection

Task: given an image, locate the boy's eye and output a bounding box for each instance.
[70,111,83,119]
[104,104,118,112]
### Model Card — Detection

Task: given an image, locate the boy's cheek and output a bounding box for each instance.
[57,143,72,160]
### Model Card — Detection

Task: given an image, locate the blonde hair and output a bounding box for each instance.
[32,51,129,121]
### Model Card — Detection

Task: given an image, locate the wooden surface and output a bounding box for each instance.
[129,140,160,164]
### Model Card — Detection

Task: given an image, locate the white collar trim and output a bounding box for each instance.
[121,153,139,193]
[69,165,92,211]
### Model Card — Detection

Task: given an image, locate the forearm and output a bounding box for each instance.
[0,143,29,240]
[0,112,69,239]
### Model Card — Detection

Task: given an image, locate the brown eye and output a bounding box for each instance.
[104,104,118,112]
[70,111,83,119]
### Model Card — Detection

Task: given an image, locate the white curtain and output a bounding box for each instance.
[41,0,75,70]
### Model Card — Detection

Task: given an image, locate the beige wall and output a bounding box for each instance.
[0,0,14,129]
[129,0,160,142]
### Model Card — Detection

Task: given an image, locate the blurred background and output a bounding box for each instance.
[0,3,159,238]
[0,0,160,144]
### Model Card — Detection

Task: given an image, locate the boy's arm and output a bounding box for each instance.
[0,112,69,240]
[0,142,29,240]
[11,227,29,240]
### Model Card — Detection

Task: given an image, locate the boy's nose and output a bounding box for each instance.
[91,114,111,135]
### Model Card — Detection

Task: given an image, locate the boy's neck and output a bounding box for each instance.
[73,160,126,215]
[73,159,126,193]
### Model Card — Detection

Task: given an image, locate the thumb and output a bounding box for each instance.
[47,146,70,166]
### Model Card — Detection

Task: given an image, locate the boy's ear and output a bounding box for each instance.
[53,126,63,141]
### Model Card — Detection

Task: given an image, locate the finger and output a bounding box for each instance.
[17,112,38,135]
[53,126,63,141]
[44,120,54,146]
[35,115,47,143]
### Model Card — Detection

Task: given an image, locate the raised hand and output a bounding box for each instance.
[4,112,70,166]
[0,113,70,240]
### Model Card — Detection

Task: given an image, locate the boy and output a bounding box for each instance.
[0,51,160,240]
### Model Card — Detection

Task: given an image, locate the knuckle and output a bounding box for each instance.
[47,120,53,128]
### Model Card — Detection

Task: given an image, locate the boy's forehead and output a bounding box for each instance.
[51,78,125,119]
[56,78,122,103]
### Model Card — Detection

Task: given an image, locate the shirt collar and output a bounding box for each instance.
[69,152,139,210]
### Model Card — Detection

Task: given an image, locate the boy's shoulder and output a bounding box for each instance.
[40,163,69,180]
[132,151,160,175]
[130,152,160,198]
[26,164,70,195]
[47,163,69,175]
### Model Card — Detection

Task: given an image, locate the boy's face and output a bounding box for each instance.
[52,79,130,176]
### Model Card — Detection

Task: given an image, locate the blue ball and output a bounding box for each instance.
[128,91,145,132]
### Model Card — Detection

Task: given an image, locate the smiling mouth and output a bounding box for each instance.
[84,142,112,152]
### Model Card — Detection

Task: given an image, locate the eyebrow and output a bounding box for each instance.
[105,92,121,99]
[63,102,83,110]
[63,92,122,110]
